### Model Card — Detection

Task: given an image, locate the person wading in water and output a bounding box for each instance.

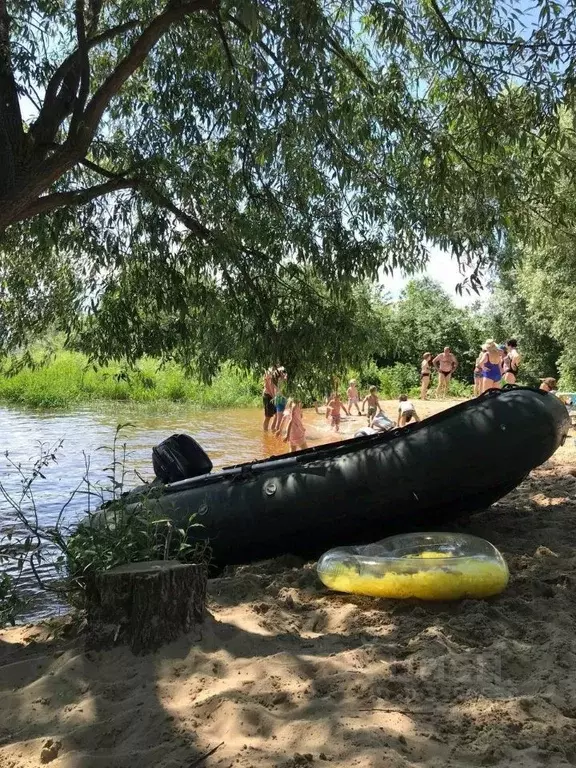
[262,365,286,431]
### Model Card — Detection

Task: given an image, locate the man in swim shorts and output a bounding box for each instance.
[262,368,277,431]
[433,347,458,398]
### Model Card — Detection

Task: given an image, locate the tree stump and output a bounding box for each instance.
[85,560,207,654]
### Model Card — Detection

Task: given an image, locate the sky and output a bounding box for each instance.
[384,246,490,307]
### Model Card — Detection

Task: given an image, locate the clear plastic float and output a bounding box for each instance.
[317,532,509,600]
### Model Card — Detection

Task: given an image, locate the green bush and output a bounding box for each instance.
[0,352,262,409]
[64,499,209,603]
[378,363,420,398]
[0,349,479,412]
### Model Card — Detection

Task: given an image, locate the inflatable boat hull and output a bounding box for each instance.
[118,387,570,567]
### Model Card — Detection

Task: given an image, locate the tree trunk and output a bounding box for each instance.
[85,560,207,654]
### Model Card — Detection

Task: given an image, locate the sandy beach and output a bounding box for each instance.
[2,398,576,768]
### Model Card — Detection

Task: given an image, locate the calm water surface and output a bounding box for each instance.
[0,402,360,619]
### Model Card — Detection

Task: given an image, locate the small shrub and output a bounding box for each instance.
[355,361,383,392]
[64,502,209,604]
[379,363,420,398]
[0,571,25,627]
[0,428,209,624]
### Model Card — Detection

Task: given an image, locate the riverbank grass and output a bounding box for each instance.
[0,352,261,409]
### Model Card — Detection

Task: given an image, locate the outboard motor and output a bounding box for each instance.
[152,434,213,484]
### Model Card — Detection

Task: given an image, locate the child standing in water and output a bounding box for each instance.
[327,392,349,432]
[271,383,287,433]
[362,385,384,426]
[347,379,361,415]
[275,398,293,437]
[284,400,307,451]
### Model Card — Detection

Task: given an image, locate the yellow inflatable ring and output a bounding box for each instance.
[317,532,509,600]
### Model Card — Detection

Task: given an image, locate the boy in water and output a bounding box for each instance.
[362,385,384,426]
[347,379,361,415]
[327,392,349,432]
[397,394,420,427]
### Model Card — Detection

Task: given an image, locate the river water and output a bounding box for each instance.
[0,402,355,620]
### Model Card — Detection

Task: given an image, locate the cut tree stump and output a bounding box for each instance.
[85,560,207,654]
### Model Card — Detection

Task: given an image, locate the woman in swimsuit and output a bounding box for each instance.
[480,340,503,392]
[262,368,277,431]
[502,339,521,384]
[420,353,432,400]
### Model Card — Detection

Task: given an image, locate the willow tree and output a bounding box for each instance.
[1,0,575,374]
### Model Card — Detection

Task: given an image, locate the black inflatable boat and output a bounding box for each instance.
[114,386,570,568]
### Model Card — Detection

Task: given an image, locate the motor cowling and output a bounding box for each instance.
[152,433,213,484]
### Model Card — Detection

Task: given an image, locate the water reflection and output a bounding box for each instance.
[0,402,363,619]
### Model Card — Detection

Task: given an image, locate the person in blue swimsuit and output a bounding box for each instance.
[272,386,287,433]
[480,340,503,392]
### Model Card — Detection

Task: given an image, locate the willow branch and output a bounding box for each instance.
[14,178,138,221]
[30,19,143,150]
[78,0,216,151]
[428,0,492,102]
[79,156,210,236]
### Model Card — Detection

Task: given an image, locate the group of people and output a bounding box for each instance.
[472,339,521,395]
[262,366,420,454]
[322,381,420,432]
[262,365,307,451]
[321,383,385,432]
[420,340,522,400]
[420,347,459,400]
[262,340,559,453]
